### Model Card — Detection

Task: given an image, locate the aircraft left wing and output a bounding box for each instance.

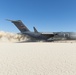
[41,32,58,38]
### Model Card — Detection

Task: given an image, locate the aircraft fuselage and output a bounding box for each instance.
[22,31,76,40]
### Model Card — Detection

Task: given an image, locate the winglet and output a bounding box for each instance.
[6,19,13,21]
[33,27,38,33]
[6,19,20,22]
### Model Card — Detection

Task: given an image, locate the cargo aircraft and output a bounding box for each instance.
[7,19,76,41]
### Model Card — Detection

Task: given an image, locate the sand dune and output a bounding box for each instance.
[0,31,29,42]
[0,31,45,42]
[0,43,76,75]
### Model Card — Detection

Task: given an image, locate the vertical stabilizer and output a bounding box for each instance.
[33,27,38,33]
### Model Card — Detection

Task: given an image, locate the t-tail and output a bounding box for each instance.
[6,19,30,33]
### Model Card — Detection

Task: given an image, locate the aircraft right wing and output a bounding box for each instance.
[6,19,30,33]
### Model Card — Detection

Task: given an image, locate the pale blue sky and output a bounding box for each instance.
[0,0,76,32]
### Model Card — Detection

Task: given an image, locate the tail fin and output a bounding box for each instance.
[7,19,30,33]
[33,27,38,33]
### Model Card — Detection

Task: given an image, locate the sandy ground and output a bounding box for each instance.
[0,43,76,75]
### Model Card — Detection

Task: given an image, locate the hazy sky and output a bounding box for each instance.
[0,0,76,32]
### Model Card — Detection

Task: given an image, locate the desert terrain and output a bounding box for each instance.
[0,31,76,75]
[0,43,76,75]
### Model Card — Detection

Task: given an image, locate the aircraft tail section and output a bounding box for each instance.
[7,19,30,33]
[33,27,38,33]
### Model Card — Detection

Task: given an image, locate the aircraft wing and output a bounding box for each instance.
[41,32,58,38]
[41,32,54,34]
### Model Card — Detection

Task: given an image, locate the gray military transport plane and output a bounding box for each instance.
[7,19,76,42]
